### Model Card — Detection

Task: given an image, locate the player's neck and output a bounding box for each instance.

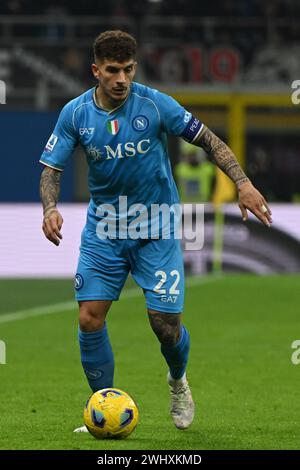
[95,86,128,112]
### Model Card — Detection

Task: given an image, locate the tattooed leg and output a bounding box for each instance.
[148,310,181,346]
[148,310,190,381]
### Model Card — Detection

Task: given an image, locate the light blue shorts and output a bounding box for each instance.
[74,226,184,314]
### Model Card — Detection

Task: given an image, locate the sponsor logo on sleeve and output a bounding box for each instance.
[184,111,192,123]
[45,134,58,152]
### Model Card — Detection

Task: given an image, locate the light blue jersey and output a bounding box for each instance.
[40,83,204,312]
[40,82,203,225]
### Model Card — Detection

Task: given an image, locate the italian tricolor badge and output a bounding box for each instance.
[107,120,119,135]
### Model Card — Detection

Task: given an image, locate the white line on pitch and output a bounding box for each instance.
[0,275,222,324]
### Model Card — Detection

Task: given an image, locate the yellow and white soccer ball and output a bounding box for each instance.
[84,388,139,439]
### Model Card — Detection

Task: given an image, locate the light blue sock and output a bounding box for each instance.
[78,323,114,393]
[160,325,190,380]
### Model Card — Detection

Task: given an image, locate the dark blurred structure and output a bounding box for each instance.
[1,0,300,95]
[247,136,300,202]
[1,0,299,17]
[0,0,299,203]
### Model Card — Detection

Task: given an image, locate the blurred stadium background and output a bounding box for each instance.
[1,0,300,276]
[1,0,300,450]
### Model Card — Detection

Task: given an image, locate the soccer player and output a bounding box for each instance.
[39,31,272,432]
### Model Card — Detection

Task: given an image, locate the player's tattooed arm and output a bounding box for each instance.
[194,125,249,188]
[40,166,61,216]
[193,125,272,227]
[40,166,64,245]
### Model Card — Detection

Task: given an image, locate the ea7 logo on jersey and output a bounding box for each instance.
[79,128,94,136]
[45,134,58,152]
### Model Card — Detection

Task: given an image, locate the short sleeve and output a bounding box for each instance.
[152,90,203,142]
[39,101,78,171]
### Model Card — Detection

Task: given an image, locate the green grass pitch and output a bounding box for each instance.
[0,275,299,450]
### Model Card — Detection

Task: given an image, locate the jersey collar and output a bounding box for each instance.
[93,85,131,115]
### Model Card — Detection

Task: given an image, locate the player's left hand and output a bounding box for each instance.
[238,181,272,227]
[42,207,64,246]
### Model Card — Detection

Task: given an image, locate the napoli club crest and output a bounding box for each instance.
[74,273,84,290]
[132,115,149,131]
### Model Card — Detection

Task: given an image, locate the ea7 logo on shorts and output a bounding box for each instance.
[79,128,94,136]
[161,295,178,303]
[74,273,84,290]
[45,134,58,152]
[132,115,149,131]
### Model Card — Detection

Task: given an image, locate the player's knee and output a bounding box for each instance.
[148,311,181,346]
[79,303,106,332]
[79,312,104,332]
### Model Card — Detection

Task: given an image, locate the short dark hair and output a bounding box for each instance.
[93,30,137,63]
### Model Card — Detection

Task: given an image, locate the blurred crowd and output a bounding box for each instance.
[1,0,300,18]
[1,1,299,203]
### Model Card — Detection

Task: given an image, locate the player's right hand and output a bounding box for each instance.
[42,208,63,246]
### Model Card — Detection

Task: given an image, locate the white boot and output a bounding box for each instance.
[167,372,195,430]
[73,425,88,433]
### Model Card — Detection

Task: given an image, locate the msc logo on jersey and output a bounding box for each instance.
[86,139,151,161]
[105,139,150,159]
[74,273,84,290]
[45,133,58,152]
[132,115,149,131]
